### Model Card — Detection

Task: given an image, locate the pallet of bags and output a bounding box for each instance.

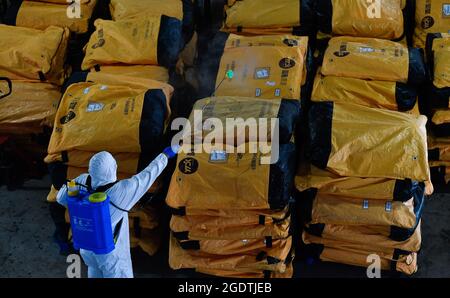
[413,0,450,49]
[316,0,414,42]
[196,33,311,101]
[221,0,315,37]
[302,223,422,275]
[297,100,430,275]
[425,33,449,186]
[166,96,299,278]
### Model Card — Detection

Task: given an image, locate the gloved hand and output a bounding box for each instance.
[163,144,181,159]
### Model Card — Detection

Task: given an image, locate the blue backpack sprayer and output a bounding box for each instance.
[66,178,127,255]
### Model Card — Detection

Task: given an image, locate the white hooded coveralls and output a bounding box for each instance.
[57,151,168,278]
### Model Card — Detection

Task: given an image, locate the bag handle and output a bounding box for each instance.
[0,77,12,100]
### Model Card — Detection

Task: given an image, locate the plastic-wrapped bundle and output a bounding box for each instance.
[176,237,292,259]
[295,164,421,201]
[0,79,60,134]
[197,263,293,278]
[169,205,291,219]
[321,36,427,85]
[413,0,450,48]
[197,32,309,100]
[62,70,173,98]
[223,0,315,36]
[304,222,422,252]
[186,96,300,145]
[316,0,412,40]
[431,110,450,137]
[303,230,419,275]
[3,0,98,34]
[166,142,296,211]
[428,136,450,162]
[311,70,417,111]
[170,213,290,240]
[169,234,293,273]
[82,14,182,69]
[109,0,194,45]
[47,82,170,155]
[426,33,450,109]
[298,183,425,233]
[0,25,69,85]
[308,102,430,182]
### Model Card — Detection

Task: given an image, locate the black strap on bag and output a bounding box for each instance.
[0,77,12,100]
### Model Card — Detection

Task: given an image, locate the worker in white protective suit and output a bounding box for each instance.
[56,145,180,278]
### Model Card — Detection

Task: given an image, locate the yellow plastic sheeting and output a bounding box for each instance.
[225,0,300,29]
[0,25,69,85]
[84,72,174,105]
[305,222,422,252]
[413,0,450,48]
[177,206,290,220]
[170,214,290,240]
[186,96,281,144]
[326,103,429,181]
[296,165,398,199]
[322,37,409,83]
[109,0,183,21]
[310,194,416,228]
[44,150,140,174]
[222,34,309,86]
[178,237,292,258]
[197,263,293,278]
[16,0,97,34]
[82,16,161,70]
[303,235,418,275]
[166,143,271,210]
[169,234,289,273]
[432,110,450,125]
[0,81,60,134]
[432,35,450,89]
[90,65,169,83]
[331,0,403,39]
[312,71,403,111]
[47,82,169,155]
[215,45,305,100]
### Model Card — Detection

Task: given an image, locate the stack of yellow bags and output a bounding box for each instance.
[297,2,432,272]
[426,33,450,186]
[167,23,312,276]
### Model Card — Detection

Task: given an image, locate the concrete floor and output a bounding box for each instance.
[0,176,449,278]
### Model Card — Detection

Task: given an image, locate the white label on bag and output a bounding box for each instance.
[385,201,392,212]
[363,200,369,209]
[209,150,228,163]
[86,102,104,112]
[443,4,450,17]
[359,46,375,53]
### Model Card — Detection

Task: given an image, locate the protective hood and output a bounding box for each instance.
[88,151,118,189]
